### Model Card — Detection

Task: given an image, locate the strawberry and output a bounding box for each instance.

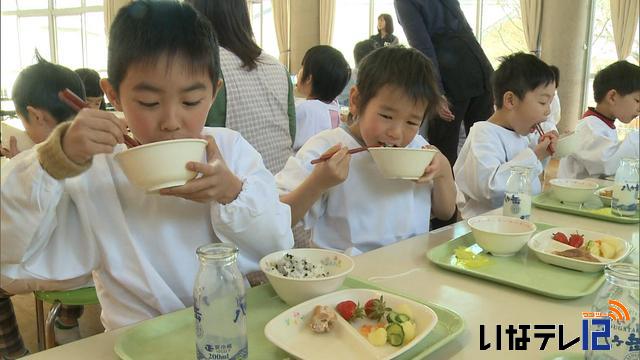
[364,296,391,321]
[552,232,569,245]
[568,231,584,248]
[335,300,364,322]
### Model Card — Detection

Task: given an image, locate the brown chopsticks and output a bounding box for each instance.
[58,88,140,148]
[310,146,369,164]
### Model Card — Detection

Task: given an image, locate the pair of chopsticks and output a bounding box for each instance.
[310,146,369,164]
[58,88,140,148]
[535,123,555,155]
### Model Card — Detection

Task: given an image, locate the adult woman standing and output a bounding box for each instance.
[187,0,295,174]
[370,14,400,48]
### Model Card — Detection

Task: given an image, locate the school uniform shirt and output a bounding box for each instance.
[1,127,294,330]
[557,109,640,179]
[293,100,340,151]
[276,127,432,255]
[454,121,544,219]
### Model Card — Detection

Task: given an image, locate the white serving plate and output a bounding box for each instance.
[527,227,631,272]
[264,288,438,360]
[1,118,35,152]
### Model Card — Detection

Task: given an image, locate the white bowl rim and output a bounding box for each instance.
[260,249,355,282]
[367,147,438,153]
[527,228,632,266]
[467,215,537,235]
[114,138,208,158]
[549,178,599,190]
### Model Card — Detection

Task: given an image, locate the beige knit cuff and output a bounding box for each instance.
[37,122,92,180]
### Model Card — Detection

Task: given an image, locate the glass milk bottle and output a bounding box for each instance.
[612,158,639,217]
[503,166,532,220]
[194,244,248,360]
[586,263,639,360]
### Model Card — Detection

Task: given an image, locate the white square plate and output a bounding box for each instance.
[264,288,438,360]
[527,227,631,272]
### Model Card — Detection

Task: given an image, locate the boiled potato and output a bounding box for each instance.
[368,327,387,346]
[401,321,416,345]
[395,304,413,319]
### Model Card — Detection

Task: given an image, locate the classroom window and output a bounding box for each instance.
[0,0,105,100]
[479,0,528,68]
[249,0,280,60]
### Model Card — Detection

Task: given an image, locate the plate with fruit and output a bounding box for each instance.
[527,227,632,272]
[264,288,438,360]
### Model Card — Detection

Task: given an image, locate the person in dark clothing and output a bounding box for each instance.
[394,0,494,166]
[370,13,400,49]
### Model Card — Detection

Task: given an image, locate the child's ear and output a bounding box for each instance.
[349,86,360,116]
[100,78,122,111]
[605,89,618,104]
[502,91,516,110]
[213,79,223,100]
[25,106,46,125]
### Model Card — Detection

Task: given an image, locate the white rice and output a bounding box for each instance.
[267,253,330,279]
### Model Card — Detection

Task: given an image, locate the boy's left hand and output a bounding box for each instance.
[415,145,452,183]
[159,135,243,204]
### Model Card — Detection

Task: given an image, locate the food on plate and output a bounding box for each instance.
[335,300,364,322]
[585,239,620,259]
[553,248,601,263]
[368,327,388,346]
[309,305,337,333]
[364,296,391,321]
[359,323,386,337]
[552,231,584,248]
[600,189,613,198]
[265,253,330,279]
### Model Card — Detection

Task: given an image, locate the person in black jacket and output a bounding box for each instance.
[370,13,400,49]
[395,0,494,166]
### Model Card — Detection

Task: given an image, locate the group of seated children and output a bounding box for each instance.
[1,1,639,355]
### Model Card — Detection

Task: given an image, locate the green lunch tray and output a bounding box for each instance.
[114,277,464,360]
[532,191,639,224]
[426,223,605,300]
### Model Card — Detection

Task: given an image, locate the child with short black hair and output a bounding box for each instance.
[75,68,105,110]
[1,0,293,331]
[454,52,558,219]
[558,60,640,179]
[293,45,351,151]
[277,46,456,255]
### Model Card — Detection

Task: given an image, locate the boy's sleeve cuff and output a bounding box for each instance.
[37,122,92,179]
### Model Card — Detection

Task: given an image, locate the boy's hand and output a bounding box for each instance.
[309,144,351,190]
[62,109,128,164]
[438,96,455,121]
[160,135,243,204]
[539,130,559,155]
[533,136,553,160]
[1,136,19,158]
[416,145,452,183]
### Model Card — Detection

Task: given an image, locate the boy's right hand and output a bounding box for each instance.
[1,136,19,158]
[533,136,553,161]
[62,109,128,164]
[309,144,351,190]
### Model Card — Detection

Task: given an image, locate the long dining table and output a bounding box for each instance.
[24,203,639,359]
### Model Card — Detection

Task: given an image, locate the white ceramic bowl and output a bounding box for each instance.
[468,215,537,256]
[552,132,579,158]
[260,248,354,306]
[114,139,207,192]
[368,147,437,180]
[549,178,599,204]
[528,227,631,272]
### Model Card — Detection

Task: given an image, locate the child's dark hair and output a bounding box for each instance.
[549,65,560,88]
[378,14,394,35]
[74,68,103,97]
[354,40,376,67]
[354,46,441,122]
[593,60,640,103]
[12,52,85,124]
[107,0,219,92]
[492,52,555,109]
[300,45,351,103]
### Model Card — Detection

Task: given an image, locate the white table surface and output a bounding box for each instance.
[25,204,639,360]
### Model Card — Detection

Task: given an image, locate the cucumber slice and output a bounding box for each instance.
[395,313,410,323]
[386,323,404,346]
[386,311,398,323]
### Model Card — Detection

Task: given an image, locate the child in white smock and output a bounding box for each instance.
[454,53,558,219]
[1,1,293,331]
[558,60,640,179]
[293,45,351,151]
[277,46,457,255]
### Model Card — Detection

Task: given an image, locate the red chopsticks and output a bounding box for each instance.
[310,146,369,164]
[58,88,140,148]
